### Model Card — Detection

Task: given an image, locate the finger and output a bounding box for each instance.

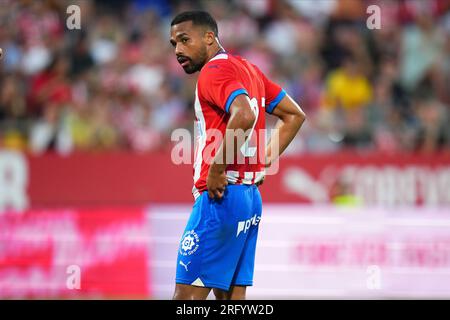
[256,177,265,186]
[208,190,214,199]
[216,190,224,199]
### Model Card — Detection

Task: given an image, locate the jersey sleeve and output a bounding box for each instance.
[198,62,248,113]
[255,66,286,114]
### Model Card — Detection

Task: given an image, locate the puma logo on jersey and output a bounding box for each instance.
[236,214,261,237]
[179,260,191,272]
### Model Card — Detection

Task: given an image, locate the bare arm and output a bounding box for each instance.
[265,94,306,167]
[207,94,256,199]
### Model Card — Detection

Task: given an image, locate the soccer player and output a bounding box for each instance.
[170,11,306,300]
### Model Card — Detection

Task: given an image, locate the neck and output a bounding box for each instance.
[206,43,225,63]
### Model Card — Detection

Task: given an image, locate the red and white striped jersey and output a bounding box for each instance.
[192,52,286,199]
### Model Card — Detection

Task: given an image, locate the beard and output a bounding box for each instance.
[181,48,208,74]
[182,60,203,74]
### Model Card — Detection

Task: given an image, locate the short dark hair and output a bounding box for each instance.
[171,11,218,37]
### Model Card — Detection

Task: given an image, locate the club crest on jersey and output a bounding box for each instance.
[180,230,200,256]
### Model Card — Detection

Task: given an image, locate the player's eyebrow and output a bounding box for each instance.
[175,32,189,39]
[170,32,189,46]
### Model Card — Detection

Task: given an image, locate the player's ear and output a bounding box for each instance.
[204,30,215,46]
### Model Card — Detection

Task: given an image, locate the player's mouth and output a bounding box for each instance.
[177,56,191,67]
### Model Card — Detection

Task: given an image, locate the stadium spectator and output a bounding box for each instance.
[0,0,448,155]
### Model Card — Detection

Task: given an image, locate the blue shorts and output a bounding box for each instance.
[175,184,262,291]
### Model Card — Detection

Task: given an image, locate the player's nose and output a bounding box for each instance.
[175,44,183,56]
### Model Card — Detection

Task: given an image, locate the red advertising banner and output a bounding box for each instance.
[0,151,449,209]
[263,152,450,206]
[0,208,151,298]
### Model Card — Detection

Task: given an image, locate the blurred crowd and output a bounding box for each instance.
[0,0,449,155]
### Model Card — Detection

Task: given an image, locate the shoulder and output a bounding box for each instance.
[199,54,237,81]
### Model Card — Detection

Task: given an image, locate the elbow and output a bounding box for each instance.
[298,109,306,125]
[239,108,257,130]
[247,111,257,128]
[290,109,306,127]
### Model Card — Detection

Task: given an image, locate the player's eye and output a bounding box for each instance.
[181,38,189,44]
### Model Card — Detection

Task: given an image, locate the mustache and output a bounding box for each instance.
[177,55,191,63]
